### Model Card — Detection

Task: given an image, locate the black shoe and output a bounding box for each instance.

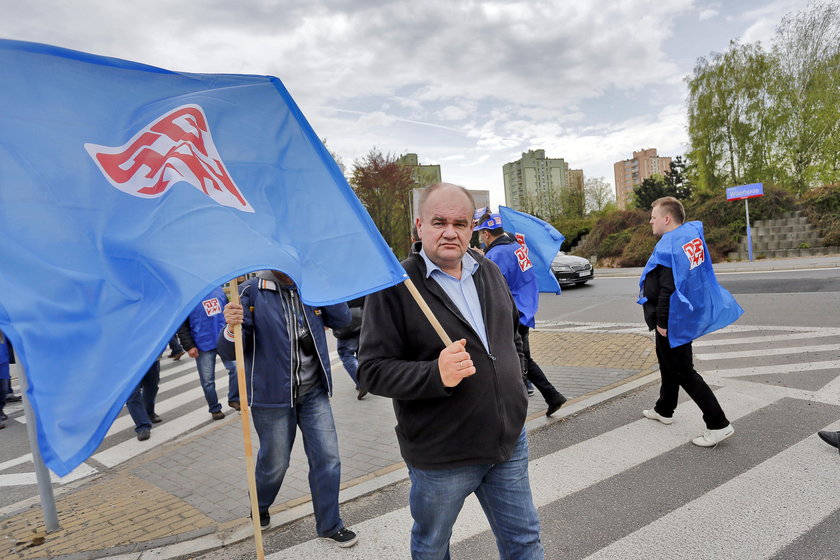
[6,394,21,403]
[150,413,162,424]
[817,430,840,451]
[259,510,270,529]
[0,419,5,429]
[546,394,568,417]
[324,527,358,548]
[228,401,241,411]
[211,411,225,420]
[137,428,151,441]
[357,388,367,400]
[170,350,185,361]
[0,410,7,421]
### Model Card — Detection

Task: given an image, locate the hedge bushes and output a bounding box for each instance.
[578,183,823,267]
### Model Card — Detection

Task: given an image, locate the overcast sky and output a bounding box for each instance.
[1,0,813,207]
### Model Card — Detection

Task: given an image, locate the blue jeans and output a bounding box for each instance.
[250,385,343,537]
[126,361,160,432]
[407,428,543,560]
[336,336,359,388]
[195,350,238,412]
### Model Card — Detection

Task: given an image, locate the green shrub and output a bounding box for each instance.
[551,217,595,252]
[617,226,657,267]
[801,183,840,246]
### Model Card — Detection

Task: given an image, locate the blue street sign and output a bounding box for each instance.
[726,183,764,200]
[726,183,764,262]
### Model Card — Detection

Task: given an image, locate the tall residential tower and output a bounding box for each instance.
[503,149,569,220]
[613,148,671,209]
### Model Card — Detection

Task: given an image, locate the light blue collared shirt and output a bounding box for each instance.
[419,248,489,351]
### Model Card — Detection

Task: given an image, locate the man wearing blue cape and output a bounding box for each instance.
[638,197,743,447]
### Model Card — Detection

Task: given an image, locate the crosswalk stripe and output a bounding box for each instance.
[104,363,230,435]
[696,343,840,361]
[693,331,838,347]
[582,425,840,560]
[265,382,777,559]
[708,360,840,377]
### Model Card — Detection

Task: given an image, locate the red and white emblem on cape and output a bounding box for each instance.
[682,237,705,270]
[513,232,533,272]
[85,104,254,212]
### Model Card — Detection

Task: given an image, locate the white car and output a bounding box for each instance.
[551,252,594,286]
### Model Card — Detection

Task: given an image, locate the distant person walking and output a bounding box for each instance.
[126,357,162,441]
[639,196,743,447]
[332,296,366,399]
[475,212,567,416]
[177,286,239,418]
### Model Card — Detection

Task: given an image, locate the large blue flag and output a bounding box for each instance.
[498,206,564,294]
[0,40,407,476]
[638,221,744,347]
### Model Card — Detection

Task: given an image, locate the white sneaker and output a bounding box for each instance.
[642,409,673,425]
[692,424,735,447]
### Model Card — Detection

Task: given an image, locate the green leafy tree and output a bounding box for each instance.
[686,2,840,194]
[583,176,614,214]
[664,156,693,200]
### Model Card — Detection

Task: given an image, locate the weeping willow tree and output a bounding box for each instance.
[686,1,840,195]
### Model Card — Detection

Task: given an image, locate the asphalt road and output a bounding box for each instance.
[538,267,840,327]
[194,266,840,560]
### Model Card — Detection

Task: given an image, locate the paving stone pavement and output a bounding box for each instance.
[0,330,658,560]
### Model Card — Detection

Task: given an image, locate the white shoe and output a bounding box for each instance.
[692,424,735,447]
[642,409,673,425]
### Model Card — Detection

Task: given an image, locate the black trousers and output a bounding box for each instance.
[653,331,729,430]
[517,324,566,406]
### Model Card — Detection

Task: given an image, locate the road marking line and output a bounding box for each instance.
[696,343,840,361]
[583,423,840,560]
[708,360,840,377]
[266,383,773,559]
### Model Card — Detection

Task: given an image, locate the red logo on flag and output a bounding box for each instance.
[85,104,254,212]
[682,238,705,270]
[202,298,222,316]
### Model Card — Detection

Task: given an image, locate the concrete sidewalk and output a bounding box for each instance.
[1,330,659,560]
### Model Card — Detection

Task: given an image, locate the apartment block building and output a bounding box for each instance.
[503,149,569,220]
[613,148,671,209]
[397,153,442,189]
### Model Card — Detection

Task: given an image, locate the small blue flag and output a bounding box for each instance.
[638,221,744,347]
[0,40,407,476]
[498,206,565,294]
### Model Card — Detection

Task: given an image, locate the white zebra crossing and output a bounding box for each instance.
[0,351,344,487]
[260,324,840,559]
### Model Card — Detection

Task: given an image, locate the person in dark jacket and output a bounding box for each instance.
[475,213,567,417]
[641,197,734,447]
[177,286,239,418]
[0,330,12,428]
[332,296,366,399]
[358,183,544,559]
[218,271,358,548]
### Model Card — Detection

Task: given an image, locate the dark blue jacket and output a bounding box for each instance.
[216,274,351,407]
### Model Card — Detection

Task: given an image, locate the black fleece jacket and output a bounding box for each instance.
[642,264,676,331]
[357,248,528,470]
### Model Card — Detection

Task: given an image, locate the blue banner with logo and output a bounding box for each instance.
[498,206,564,294]
[638,221,744,347]
[0,39,406,476]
